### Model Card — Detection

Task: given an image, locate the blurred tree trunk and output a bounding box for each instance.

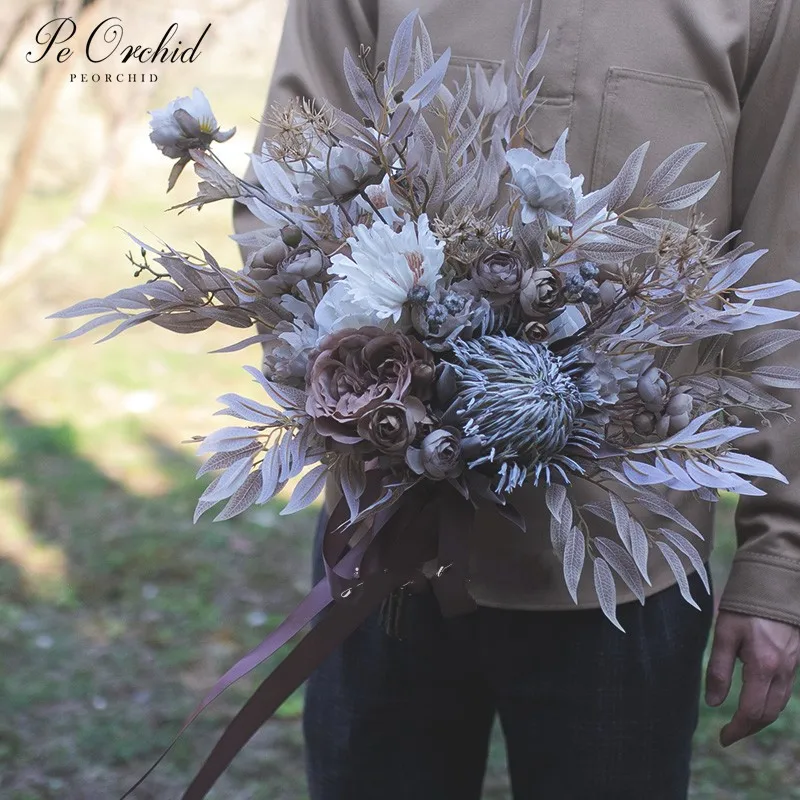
[0,105,133,291]
[0,3,41,73]
[0,0,101,258]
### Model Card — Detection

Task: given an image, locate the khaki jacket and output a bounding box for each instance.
[234,0,800,623]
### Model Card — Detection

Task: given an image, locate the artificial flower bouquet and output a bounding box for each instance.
[51,7,800,798]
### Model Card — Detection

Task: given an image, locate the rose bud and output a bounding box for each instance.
[357,401,418,455]
[408,428,463,480]
[280,249,325,280]
[519,268,562,317]
[522,320,550,343]
[471,250,524,296]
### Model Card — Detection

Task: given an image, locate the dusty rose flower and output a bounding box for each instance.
[519,268,562,317]
[305,327,434,444]
[406,428,464,479]
[357,398,426,454]
[471,250,524,296]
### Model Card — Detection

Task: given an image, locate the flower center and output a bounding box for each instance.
[404,251,425,283]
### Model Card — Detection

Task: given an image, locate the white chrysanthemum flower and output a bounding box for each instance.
[263,318,319,383]
[314,280,390,336]
[148,88,235,159]
[329,214,444,322]
[506,148,576,227]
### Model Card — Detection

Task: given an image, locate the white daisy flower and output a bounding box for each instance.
[329,214,445,323]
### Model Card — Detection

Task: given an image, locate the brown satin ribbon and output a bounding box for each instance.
[120,477,477,800]
[429,482,478,617]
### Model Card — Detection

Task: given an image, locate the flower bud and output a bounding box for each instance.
[281,225,303,248]
[667,411,692,433]
[471,250,524,296]
[519,268,561,317]
[637,366,669,412]
[665,393,693,417]
[633,411,656,436]
[280,249,325,280]
[417,428,463,480]
[598,280,617,306]
[252,240,289,268]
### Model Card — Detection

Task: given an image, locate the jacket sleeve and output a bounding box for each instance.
[718,0,800,626]
[231,0,378,242]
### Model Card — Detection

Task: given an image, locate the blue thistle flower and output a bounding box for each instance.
[448,334,604,491]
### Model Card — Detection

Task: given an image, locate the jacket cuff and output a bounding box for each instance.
[718,552,800,627]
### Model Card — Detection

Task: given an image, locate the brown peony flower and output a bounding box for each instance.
[471,250,524,296]
[357,398,426,454]
[405,427,464,480]
[519,268,562,318]
[306,327,434,444]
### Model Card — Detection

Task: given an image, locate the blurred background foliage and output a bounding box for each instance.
[0,1,797,798]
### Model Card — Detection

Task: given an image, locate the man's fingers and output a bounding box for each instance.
[706,622,740,706]
[751,670,796,736]
[720,662,771,747]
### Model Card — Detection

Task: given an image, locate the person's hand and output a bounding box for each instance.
[705,610,800,746]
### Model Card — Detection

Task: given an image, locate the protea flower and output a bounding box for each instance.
[446,335,605,491]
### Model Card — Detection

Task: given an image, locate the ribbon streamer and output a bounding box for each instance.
[121,478,477,800]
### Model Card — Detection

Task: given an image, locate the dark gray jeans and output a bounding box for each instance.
[304,511,714,800]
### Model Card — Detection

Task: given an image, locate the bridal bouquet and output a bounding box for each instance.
[50,7,800,798]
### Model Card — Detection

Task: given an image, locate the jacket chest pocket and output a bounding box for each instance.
[398,0,587,156]
[590,68,733,222]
